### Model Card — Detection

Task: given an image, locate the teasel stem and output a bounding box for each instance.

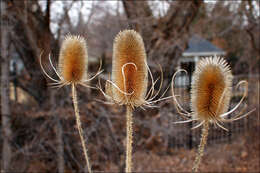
[126,105,133,173]
[192,121,209,173]
[72,84,92,173]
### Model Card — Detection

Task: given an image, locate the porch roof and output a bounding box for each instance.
[182,35,225,57]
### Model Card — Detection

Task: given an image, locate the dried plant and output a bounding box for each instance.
[171,56,255,172]
[98,30,171,109]
[40,35,102,173]
[98,30,171,172]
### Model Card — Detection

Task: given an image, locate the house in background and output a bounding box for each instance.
[175,35,226,88]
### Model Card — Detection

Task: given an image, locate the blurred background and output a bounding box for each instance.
[0,0,259,172]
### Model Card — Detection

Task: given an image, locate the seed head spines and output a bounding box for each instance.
[59,35,88,83]
[111,30,148,107]
[172,55,254,130]
[191,56,233,121]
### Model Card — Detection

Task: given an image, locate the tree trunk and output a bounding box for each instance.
[1,1,12,171]
[7,0,59,105]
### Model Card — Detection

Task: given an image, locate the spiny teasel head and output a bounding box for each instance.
[106,30,148,107]
[172,56,255,130]
[58,35,88,84]
[98,30,171,108]
[40,34,102,88]
[191,57,233,122]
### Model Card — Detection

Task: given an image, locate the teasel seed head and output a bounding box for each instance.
[108,30,148,107]
[97,30,173,109]
[191,56,233,122]
[58,35,88,84]
[172,56,255,130]
[40,34,102,89]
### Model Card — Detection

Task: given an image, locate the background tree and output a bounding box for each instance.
[1,0,12,171]
[7,0,58,105]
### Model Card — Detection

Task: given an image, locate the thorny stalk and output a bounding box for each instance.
[192,121,209,172]
[72,84,92,173]
[126,105,133,172]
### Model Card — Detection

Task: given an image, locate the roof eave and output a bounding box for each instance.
[182,51,226,57]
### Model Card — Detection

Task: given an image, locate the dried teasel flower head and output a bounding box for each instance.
[40,34,102,88]
[111,30,148,106]
[106,30,148,107]
[58,35,88,83]
[98,30,172,108]
[172,56,255,130]
[191,56,233,122]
